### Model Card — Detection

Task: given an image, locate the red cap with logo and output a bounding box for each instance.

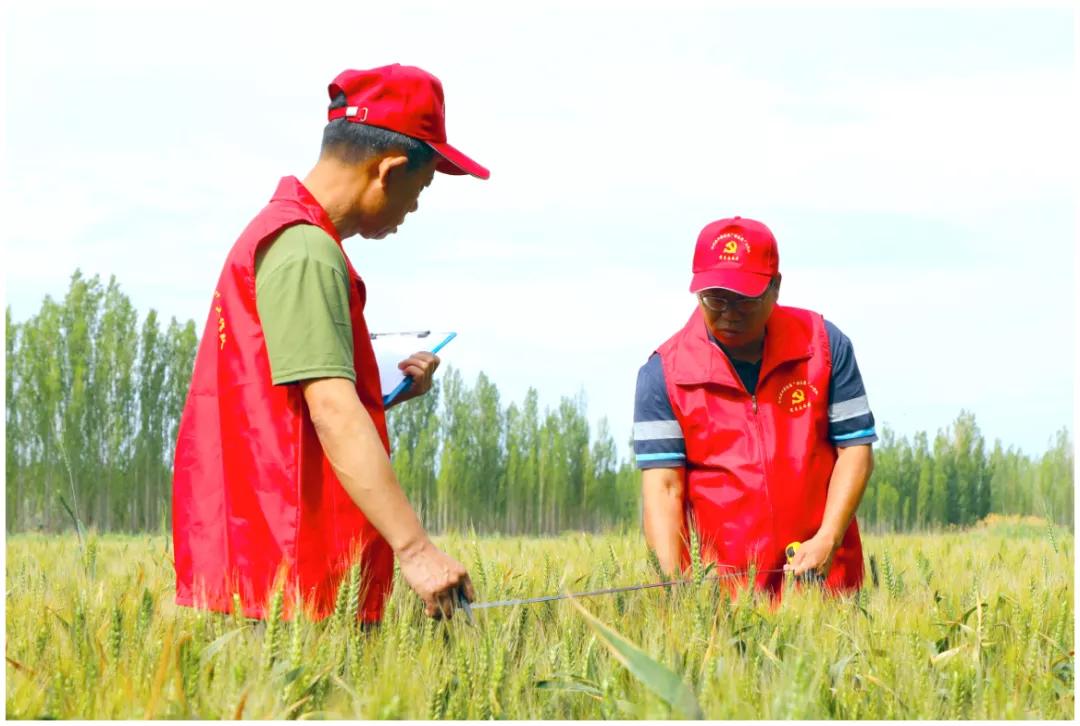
[327,64,489,180]
[689,216,779,297]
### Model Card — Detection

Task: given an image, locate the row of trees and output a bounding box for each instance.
[4,270,1074,535]
[5,272,197,533]
[862,414,1073,532]
[386,372,639,534]
[3,270,639,535]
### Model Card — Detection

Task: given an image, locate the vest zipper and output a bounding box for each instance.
[712,344,772,574]
[749,392,775,583]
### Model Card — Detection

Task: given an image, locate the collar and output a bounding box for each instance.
[668,306,813,388]
[270,176,342,243]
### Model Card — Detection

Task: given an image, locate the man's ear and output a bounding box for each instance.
[376,153,411,189]
[772,273,782,297]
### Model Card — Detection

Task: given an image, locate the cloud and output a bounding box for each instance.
[3,1,1075,457]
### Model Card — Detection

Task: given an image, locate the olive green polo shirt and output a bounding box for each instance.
[254,224,356,384]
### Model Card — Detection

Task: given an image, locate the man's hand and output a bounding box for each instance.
[389,351,440,406]
[396,538,475,619]
[784,533,836,580]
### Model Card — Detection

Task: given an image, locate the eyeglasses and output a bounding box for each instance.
[697,284,772,314]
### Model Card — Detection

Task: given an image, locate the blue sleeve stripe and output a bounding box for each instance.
[633,420,684,441]
[636,452,687,463]
[830,412,875,438]
[828,395,870,422]
[836,434,878,447]
[832,427,876,441]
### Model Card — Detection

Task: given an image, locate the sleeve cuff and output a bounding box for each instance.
[635,452,687,470]
[835,434,878,448]
[271,365,357,385]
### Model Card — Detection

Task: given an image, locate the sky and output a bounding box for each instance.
[3,0,1078,459]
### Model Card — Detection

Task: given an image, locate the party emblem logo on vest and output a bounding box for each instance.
[710,232,751,263]
[777,379,819,414]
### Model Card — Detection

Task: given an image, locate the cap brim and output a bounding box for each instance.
[428,141,489,179]
[690,269,772,297]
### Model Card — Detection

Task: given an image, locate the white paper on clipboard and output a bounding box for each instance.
[369,330,456,404]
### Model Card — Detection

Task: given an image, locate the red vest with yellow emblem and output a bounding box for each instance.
[656,305,863,596]
[172,176,393,622]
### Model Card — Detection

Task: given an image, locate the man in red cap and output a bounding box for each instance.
[634,217,876,596]
[172,64,488,623]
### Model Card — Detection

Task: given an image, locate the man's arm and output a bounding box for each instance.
[787,444,873,577]
[787,321,878,577]
[301,376,474,617]
[632,354,688,575]
[642,467,687,576]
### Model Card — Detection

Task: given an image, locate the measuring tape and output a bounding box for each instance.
[447,543,811,625]
[784,541,801,562]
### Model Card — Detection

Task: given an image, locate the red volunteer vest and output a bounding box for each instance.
[657,305,863,596]
[172,176,393,622]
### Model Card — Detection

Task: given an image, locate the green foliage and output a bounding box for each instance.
[571,598,704,718]
[861,416,1073,533]
[6,271,197,534]
[5,529,1073,719]
[108,605,123,663]
[344,564,361,626]
[8,271,644,537]
[689,520,704,587]
[881,549,903,598]
[384,364,641,534]
[81,535,98,577]
[262,588,284,672]
[6,271,1073,538]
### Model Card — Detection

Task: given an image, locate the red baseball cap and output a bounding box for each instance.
[689,217,779,297]
[327,64,489,180]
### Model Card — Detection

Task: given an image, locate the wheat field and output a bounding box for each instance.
[4,517,1074,719]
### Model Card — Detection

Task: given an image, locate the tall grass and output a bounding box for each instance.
[4,518,1074,718]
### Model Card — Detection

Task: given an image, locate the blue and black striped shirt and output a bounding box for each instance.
[633,320,877,469]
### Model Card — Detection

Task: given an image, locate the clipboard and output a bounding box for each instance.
[370,331,457,407]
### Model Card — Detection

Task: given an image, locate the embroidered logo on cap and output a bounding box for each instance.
[711,232,751,263]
